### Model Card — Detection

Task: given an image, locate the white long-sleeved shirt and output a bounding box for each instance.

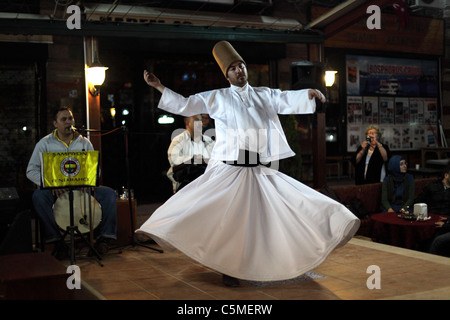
[158,83,316,162]
[167,130,215,167]
[26,130,93,186]
[166,130,214,193]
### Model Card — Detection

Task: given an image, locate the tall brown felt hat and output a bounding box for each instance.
[212,41,245,77]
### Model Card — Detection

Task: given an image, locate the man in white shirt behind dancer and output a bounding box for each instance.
[138,41,359,287]
[167,114,215,193]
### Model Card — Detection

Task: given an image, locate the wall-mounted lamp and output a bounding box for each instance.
[110,107,116,118]
[325,70,338,87]
[86,56,108,96]
[110,107,116,127]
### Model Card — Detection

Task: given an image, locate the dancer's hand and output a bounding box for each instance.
[143,70,165,93]
[308,89,326,103]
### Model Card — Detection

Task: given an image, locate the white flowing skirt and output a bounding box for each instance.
[136,160,360,281]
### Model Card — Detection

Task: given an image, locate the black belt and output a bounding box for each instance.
[223,150,261,167]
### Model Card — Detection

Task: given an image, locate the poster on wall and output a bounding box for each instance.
[347,124,438,152]
[409,98,424,124]
[363,96,378,124]
[424,98,438,124]
[379,97,394,124]
[394,97,409,124]
[347,124,363,151]
[346,55,438,97]
[347,96,362,124]
[346,55,439,152]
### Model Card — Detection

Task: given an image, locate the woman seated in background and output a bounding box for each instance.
[381,155,415,212]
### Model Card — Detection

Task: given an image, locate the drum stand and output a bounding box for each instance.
[60,188,104,267]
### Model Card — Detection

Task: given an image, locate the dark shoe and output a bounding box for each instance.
[222,274,240,287]
[94,237,111,255]
[52,240,69,261]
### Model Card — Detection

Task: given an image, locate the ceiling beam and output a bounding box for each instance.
[304,0,366,30]
[0,17,323,43]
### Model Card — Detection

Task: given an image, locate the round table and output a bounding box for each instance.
[370,212,441,250]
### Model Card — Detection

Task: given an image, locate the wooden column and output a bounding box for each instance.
[309,43,326,189]
[84,37,103,183]
[84,36,102,153]
[313,113,326,188]
[87,91,101,151]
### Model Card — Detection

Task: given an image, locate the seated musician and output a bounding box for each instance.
[26,106,117,259]
[167,115,215,193]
